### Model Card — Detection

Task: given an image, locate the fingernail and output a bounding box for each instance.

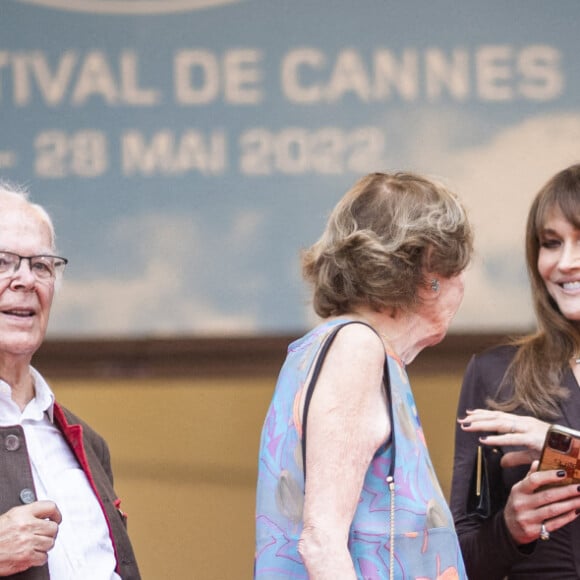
[576,508,580,515]
[462,422,471,428]
[557,470,566,477]
[577,485,580,492]
[480,436,487,441]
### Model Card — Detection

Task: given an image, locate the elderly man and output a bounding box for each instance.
[0,183,140,579]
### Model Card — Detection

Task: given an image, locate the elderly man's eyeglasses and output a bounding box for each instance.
[0,251,68,281]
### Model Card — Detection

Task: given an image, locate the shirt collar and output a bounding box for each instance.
[28,366,55,423]
[0,367,55,425]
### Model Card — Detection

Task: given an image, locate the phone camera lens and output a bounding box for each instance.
[549,432,572,453]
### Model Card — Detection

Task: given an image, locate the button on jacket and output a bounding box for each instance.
[0,404,141,580]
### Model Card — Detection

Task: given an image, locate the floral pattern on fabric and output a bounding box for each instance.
[255,319,466,579]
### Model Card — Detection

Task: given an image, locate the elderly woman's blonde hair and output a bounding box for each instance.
[302,171,473,318]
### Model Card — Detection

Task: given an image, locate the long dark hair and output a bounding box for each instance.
[492,164,580,418]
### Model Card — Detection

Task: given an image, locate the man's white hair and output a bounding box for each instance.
[0,181,57,251]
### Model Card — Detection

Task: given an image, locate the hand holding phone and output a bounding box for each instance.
[538,424,580,485]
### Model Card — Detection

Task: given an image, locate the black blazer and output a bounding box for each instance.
[450,344,580,579]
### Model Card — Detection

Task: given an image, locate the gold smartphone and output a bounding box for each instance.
[538,424,580,485]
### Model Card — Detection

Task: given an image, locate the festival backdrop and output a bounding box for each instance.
[1,0,579,337]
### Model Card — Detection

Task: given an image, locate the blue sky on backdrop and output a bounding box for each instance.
[1,0,579,337]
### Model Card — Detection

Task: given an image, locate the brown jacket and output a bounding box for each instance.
[0,403,140,579]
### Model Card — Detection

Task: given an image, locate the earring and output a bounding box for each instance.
[430,278,440,292]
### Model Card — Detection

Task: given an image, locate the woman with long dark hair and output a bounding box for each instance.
[452,163,580,579]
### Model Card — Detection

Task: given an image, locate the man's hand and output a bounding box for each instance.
[0,501,61,576]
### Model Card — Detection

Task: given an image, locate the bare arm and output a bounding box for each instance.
[298,325,389,579]
[0,501,61,576]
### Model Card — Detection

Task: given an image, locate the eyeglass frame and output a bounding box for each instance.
[0,250,68,281]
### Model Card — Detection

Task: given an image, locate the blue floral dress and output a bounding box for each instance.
[255,318,466,579]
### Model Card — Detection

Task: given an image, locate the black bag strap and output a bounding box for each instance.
[301,321,396,481]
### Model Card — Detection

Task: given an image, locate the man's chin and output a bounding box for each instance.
[0,338,43,359]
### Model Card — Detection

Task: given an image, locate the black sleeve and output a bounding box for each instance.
[450,352,536,580]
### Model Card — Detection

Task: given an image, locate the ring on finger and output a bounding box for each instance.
[540,522,550,541]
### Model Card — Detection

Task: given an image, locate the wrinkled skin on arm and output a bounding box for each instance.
[298,325,389,580]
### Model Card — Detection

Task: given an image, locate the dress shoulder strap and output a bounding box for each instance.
[301,321,395,481]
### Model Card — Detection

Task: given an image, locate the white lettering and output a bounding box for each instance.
[283,45,562,104]
[120,51,161,105]
[34,130,108,178]
[5,51,161,107]
[477,45,513,101]
[373,49,419,100]
[0,52,10,103]
[224,49,263,104]
[29,51,76,106]
[281,48,325,104]
[122,129,226,175]
[0,45,564,108]
[518,45,563,100]
[325,49,371,102]
[12,54,31,106]
[425,48,469,101]
[71,51,118,105]
[175,49,264,105]
[0,150,16,170]
[174,50,219,104]
[239,126,386,176]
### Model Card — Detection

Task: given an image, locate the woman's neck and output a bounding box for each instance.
[342,307,424,365]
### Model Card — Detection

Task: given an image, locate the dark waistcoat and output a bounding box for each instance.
[0,403,140,580]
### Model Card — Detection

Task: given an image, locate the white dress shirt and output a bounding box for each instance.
[0,367,121,580]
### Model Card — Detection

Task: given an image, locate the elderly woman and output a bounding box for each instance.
[255,172,472,579]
